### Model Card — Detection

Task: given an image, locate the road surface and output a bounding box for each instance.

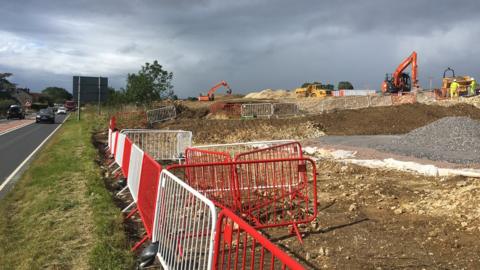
[0,115,67,196]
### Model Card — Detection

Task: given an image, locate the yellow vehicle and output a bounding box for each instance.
[295,84,330,98]
[441,67,474,97]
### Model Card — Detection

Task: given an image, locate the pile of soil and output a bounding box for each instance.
[174,104,209,119]
[309,103,480,135]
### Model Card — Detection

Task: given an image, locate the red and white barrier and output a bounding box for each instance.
[127,143,144,203]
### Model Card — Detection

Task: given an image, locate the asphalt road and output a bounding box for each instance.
[0,114,67,187]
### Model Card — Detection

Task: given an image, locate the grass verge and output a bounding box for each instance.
[0,112,133,269]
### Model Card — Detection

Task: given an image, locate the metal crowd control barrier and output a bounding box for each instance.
[241,103,273,118]
[234,141,303,161]
[185,148,232,164]
[121,137,133,178]
[167,158,317,242]
[114,133,126,167]
[152,170,217,269]
[126,143,144,203]
[146,105,176,124]
[213,208,305,270]
[193,140,295,158]
[133,153,163,250]
[121,129,192,161]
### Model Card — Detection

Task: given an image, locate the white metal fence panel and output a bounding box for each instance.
[241,103,273,117]
[127,143,144,202]
[193,140,295,157]
[115,133,126,166]
[121,129,192,161]
[147,106,176,124]
[153,170,217,270]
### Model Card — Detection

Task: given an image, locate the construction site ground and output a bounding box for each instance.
[151,102,480,269]
[106,101,480,269]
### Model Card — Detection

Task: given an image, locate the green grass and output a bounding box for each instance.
[0,111,133,269]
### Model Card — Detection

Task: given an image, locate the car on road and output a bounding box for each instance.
[36,108,55,124]
[56,107,67,115]
[6,105,25,120]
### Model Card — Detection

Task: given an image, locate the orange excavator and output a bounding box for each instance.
[198,80,233,101]
[382,51,419,94]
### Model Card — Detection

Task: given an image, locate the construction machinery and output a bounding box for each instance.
[198,80,232,101]
[295,84,331,98]
[382,51,419,94]
[440,67,475,97]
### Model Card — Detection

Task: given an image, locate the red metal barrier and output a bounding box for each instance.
[234,142,303,161]
[185,147,232,164]
[210,102,242,116]
[167,158,317,242]
[168,162,237,210]
[133,153,162,251]
[213,208,305,270]
[121,137,132,177]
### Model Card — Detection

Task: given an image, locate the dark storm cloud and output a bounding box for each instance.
[0,0,479,95]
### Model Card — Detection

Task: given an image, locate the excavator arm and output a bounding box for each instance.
[198,80,233,101]
[207,80,232,97]
[382,51,419,94]
[392,51,418,88]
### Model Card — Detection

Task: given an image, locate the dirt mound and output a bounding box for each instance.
[307,103,480,135]
[174,104,209,119]
[244,89,296,99]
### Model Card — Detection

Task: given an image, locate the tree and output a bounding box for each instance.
[0,73,15,91]
[107,87,128,105]
[41,87,73,103]
[126,60,174,105]
[338,81,354,90]
[301,82,334,90]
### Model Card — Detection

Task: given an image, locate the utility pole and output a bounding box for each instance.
[98,77,101,115]
[77,76,81,121]
[429,76,433,90]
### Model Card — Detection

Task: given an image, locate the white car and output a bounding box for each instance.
[56,107,67,115]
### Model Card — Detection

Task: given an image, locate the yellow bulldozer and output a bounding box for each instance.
[295,84,331,98]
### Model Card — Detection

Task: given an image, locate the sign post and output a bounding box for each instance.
[77,77,81,121]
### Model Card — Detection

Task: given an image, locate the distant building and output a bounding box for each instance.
[72,76,108,103]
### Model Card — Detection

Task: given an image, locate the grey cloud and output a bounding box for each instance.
[0,0,479,96]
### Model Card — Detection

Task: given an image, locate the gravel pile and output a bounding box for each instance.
[376,117,480,164]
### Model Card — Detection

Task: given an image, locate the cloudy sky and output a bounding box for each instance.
[0,0,479,97]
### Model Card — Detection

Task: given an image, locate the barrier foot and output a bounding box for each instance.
[116,185,128,197]
[131,235,149,252]
[108,161,117,169]
[291,224,304,244]
[122,201,136,213]
[112,166,121,175]
[125,207,138,220]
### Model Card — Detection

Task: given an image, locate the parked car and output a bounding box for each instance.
[56,107,67,115]
[36,108,55,124]
[7,105,25,120]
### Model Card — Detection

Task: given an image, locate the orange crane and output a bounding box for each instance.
[198,80,232,101]
[382,51,418,94]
